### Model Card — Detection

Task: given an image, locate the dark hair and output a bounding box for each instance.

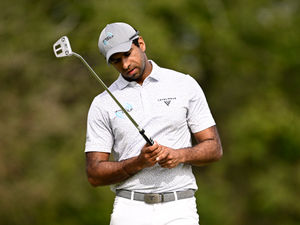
[132,38,140,47]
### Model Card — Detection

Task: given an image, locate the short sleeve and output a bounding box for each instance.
[186,76,216,133]
[85,98,114,153]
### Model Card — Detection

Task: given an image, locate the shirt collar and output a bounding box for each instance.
[115,60,160,90]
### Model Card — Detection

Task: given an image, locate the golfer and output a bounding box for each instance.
[85,22,223,225]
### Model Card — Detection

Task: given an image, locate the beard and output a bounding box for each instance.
[122,55,147,83]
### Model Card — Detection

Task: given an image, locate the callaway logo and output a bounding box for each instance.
[115,103,133,118]
[103,32,114,46]
[157,97,176,106]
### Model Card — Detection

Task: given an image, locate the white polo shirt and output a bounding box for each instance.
[85,61,215,193]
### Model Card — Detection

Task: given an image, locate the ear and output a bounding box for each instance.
[138,37,146,52]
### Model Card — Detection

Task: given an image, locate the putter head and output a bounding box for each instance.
[53,36,73,57]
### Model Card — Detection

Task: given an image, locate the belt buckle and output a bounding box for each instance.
[144,193,161,204]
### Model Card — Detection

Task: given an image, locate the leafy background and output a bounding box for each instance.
[0,0,299,224]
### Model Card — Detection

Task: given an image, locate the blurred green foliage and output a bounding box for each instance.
[0,0,299,224]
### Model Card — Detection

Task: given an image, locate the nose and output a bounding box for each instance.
[121,56,130,70]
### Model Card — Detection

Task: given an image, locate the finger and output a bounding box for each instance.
[158,157,170,165]
[156,150,169,162]
[159,162,172,168]
[144,141,159,152]
[156,155,166,162]
[150,148,163,161]
[158,157,168,164]
[148,145,164,158]
[147,149,162,160]
[159,161,175,168]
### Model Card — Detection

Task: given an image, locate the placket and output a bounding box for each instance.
[140,84,152,118]
[130,84,146,125]
[131,80,156,131]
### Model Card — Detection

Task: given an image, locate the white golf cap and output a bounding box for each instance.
[98,22,139,63]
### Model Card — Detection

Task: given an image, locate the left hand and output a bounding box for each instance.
[156,145,182,169]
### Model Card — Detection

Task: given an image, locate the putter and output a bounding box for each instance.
[53,36,154,146]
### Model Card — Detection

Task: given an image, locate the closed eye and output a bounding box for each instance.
[124,50,131,57]
[109,49,132,64]
[109,58,121,64]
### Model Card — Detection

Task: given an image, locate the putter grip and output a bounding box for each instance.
[139,129,154,146]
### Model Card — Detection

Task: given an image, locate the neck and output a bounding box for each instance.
[137,59,152,85]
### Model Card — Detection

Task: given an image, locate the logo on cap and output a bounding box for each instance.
[103,32,114,46]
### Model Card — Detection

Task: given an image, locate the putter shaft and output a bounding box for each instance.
[72,53,154,146]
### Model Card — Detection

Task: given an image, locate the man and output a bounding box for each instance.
[85,22,222,225]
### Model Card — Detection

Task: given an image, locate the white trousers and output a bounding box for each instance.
[109,196,199,225]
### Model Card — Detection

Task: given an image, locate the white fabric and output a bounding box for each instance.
[110,196,199,225]
[85,61,216,192]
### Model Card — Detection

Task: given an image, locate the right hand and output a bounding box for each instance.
[137,141,161,168]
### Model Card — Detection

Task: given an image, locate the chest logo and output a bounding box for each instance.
[115,103,133,118]
[157,97,176,106]
[164,100,171,106]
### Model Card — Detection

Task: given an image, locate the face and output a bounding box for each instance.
[109,37,148,84]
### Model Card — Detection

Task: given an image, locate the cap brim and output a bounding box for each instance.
[106,41,133,63]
